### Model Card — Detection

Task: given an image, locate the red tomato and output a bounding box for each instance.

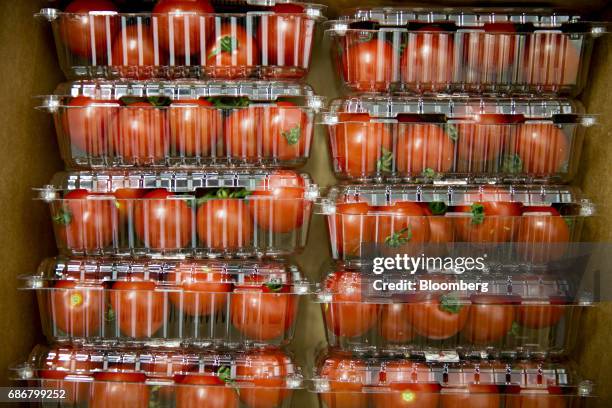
[196,197,253,250]
[224,105,261,160]
[524,32,580,89]
[41,355,99,405]
[249,170,306,234]
[89,371,149,408]
[516,302,566,329]
[236,350,292,408]
[168,265,233,317]
[230,274,297,341]
[134,189,193,250]
[371,202,430,249]
[331,113,392,179]
[262,101,309,161]
[206,23,260,78]
[453,201,522,243]
[462,295,516,343]
[64,96,118,156]
[114,101,168,165]
[506,124,569,175]
[319,355,368,408]
[506,390,567,408]
[372,361,440,408]
[516,207,570,263]
[441,384,501,408]
[379,303,414,342]
[169,99,221,158]
[455,115,510,172]
[54,190,114,252]
[110,280,165,338]
[331,202,371,258]
[400,27,454,90]
[396,124,455,177]
[465,24,517,79]
[324,271,378,338]
[175,374,239,408]
[153,0,214,57]
[342,37,394,92]
[111,25,158,78]
[420,203,455,244]
[61,0,118,58]
[51,280,103,337]
[407,294,470,340]
[113,188,145,219]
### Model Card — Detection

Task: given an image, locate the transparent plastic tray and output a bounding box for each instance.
[38,170,318,258]
[322,96,593,183]
[326,8,609,95]
[40,81,324,169]
[22,257,311,347]
[310,351,595,408]
[315,262,594,359]
[37,1,326,80]
[14,344,302,408]
[318,184,594,265]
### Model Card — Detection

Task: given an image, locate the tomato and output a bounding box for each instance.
[396,123,455,177]
[89,371,149,408]
[168,264,233,316]
[324,271,378,338]
[400,27,454,90]
[371,361,440,408]
[407,293,469,340]
[262,101,309,161]
[54,190,114,252]
[134,189,193,250]
[110,280,165,338]
[465,24,517,79]
[455,115,510,172]
[230,274,296,341]
[506,390,567,408]
[420,202,455,244]
[441,384,501,408]
[342,37,394,92]
[319,355,368,408]
[206,23,259,78]
[113,188,145,218]
[371,202,429,249]
[153,0,214,57]
[462,295,517,343]
[50,280,103,337]
[236,350,292,408]
[331,113,392,179]
[516,303,566,329]
[63,96,117,157]
[41,355,99,405]
[224,105,260,160]
[379,303,414,342]
[453,200,522,243]
[169,99,221,158]
[516,207,570,263]
[196,197,253,251]
[249,170,306,234]
[175,374,239,408]
[111,25,158,78]
[114,101,168,165]
[506,124,569,175]
[524,32,580,89]
[331,202,371,257]
[61,0,118,58]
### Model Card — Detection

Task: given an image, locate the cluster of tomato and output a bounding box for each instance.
[329,113,570,180]
[318,353,570,408]
[336,26,580,92]
[60,0,313,78]
[38,346,296,408]
[52,171,308,253]
[62,95,309,165]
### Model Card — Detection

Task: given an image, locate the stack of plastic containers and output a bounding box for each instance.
[311,7,602,407]
[13,1,326,406]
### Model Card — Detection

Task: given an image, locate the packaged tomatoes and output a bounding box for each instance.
[37,1,326,80]
[25,257,309,346]
[15,345,303,408]
[41,81,322,169]
[39,169,317,257]
[326,8,606,95]
[322,96,594,183]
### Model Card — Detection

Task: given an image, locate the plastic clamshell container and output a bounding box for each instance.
[316,264,593,359]
[23,257,311,347]
[14,344,302,408]
[39,169,317,258]
[318,184,594,265]
[310,351,595,408]
[322,96,593,183]
[326,8,609,95]
[37,1,326,80]
[40,81,323,169]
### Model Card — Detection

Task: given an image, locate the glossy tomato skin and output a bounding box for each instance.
[153,0,214,57]
[134,189,193,251]
[196,198,253,251]
[396,124,455,177]
[408,294,470,340]
[225,105,261,160]
[341,37,394,92]
[319,355,368,408]
[462,296,516,344]
[89,371,149,408]
[175,374,239,408]
[516,207,570,263]
[64,96,118,157]
[61,0,118,58]
[455,115,509,173]
[54,190,114,252]
[236,350,292,408]
[370,202,430,250]
[169,99,221,159]
[111,25,159,78]
[168,268,233,317]
[41,357,100,405]
[324,271,378,338]
[331,202,371,258]
[113,188,145,219]
[524,32,580,90]
[464,25,517,81]
[379,303,415,342]
[453,201,522,243]
[331,113,392,179]
[262,101,310,162]
[110,280,165,338]
[206,24,260,78]
[441,385,501,408]
[507,124,569,175]
[50,280,103,337]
